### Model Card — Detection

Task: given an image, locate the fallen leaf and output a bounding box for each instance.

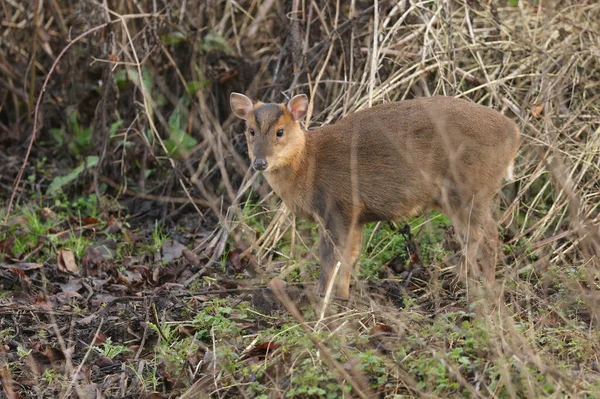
[532,102,544,117]
[160,240,186,263]
[77,314,98,326]
[370,323,393,335]
[56,290,82,303]
[200,351,215,373]
[228,250,243,271]
[91,294,116,308]
[73,365,92,384]
[0,263,43,271]
[157,366,174,390]
[182,248,200,266]
[6,215,28,227]
[0,237,15,254]
[95,356,114,368]
[44,346,66,363]
[118,270,143,287]
[122,256,142,268]
[80,217,100,225]
[410,249,420,265]
[81,243,116,273]
[33,293,52,309]
[242,342,281,359]
[40,207,57,220]
[104,215,123,234]
[60,280,83,294]
[8,268,30,284]
[93,333,107,345]
[74,383,100,399]
[342,357,360,370]
[185,346,206,367]
[58,249,79,274]
[178,325,196,336]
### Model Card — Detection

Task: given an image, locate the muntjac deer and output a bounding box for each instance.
[230,93,520,299]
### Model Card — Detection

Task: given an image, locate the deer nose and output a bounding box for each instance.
[253,158,268,171]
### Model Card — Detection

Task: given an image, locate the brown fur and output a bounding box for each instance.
[230,93,520,299]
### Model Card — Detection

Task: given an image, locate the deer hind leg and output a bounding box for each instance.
[461,209,498,281]
[442,189,499,282]
[337,224,363,299]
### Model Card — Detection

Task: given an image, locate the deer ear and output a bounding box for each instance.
[287,94,308,121]
[230,93,254,120]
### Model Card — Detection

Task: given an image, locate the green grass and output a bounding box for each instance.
[2,196,599,398]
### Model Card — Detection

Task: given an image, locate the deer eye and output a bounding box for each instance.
[276,129,284,137]
[249,128,255,136]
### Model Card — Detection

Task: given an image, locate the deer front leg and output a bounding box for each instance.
[317,223,363,300]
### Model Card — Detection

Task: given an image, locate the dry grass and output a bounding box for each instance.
[1,0,599,397]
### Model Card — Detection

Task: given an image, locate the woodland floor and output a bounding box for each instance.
[1,1,600,398]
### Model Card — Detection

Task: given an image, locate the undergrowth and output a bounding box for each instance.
[0,0,599,398]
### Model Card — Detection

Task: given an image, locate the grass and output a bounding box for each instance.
[1,0,599,397]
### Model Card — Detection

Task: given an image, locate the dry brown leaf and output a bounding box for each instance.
[40,207,57,220]
[182,248,200,266]
[44,346,66,363]
[58,249,79,274]
[81,243,116,274]
[241,342,281,359]
[104,215,123,234]
[94,356,114,368]
[1,263,43,271]
[532,102,544,117]
[160,240,186,263]
[74,383,101,399]
[6,215,28,227]
[60,280,83,294]
[8,268,30,285]
[370,323,393,335]
[228,250,243,271]
[0,237,15,255]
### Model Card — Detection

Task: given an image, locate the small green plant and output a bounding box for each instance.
[23,209,50,236]
[46,156,99,195]
[147,322,177,345]
[0,328,15,339]
[285,358,348,398]
[165,106,197,159]
[72,194,99,217]
[48,111,93,157]
[53,228,91,260]
[198,31,231,54]
[17,346,32,358]
[139,365,161,393]
[151,221,168,252]
[11,234,38,258]
[192,299,238,341]
[42,368,62,385]
[239,195,269,235]
[359,350,388,387]
[92,337,130,359]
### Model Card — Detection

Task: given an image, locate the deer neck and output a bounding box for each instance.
[263,135,310,213]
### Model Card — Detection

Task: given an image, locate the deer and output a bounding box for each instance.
[230,93,520,300]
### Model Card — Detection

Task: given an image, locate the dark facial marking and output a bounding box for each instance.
[254,104,283,134]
